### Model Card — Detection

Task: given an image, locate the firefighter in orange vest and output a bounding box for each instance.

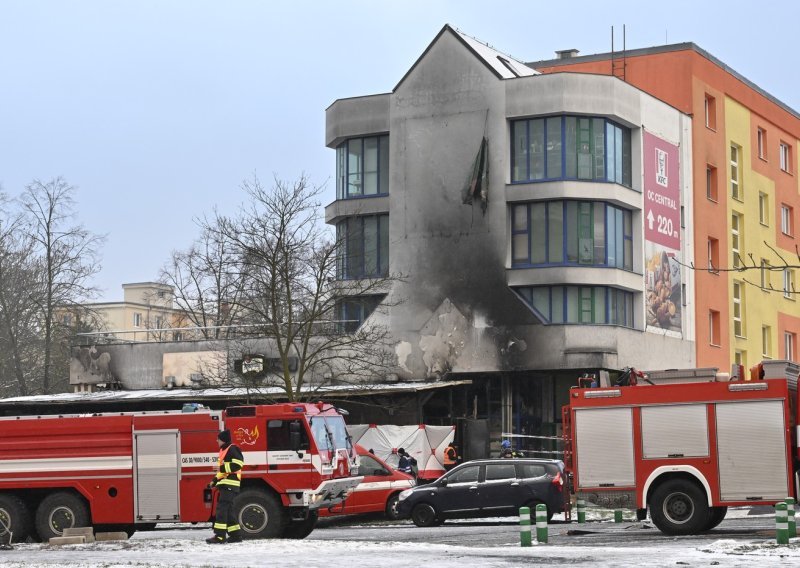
[206,429,244,544]
[443,444,458,471]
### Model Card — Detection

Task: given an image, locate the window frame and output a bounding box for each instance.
[336,214,390,280]
[515,285,635,328]
[784,269,795,300]
[730,144,742,201]
[762,325,772,359]
[707,237,719,274]
[758,192,769,225]
[780,142,792,173]
[785,331,796,361]
[133,312,142,328]
[336,135,390,200]
[731,213,742,269]
[704,94,716,130]
[510,115,632,187]
[781,204,793,236]
[709,310,721,346]
[706,165,718,201]
[757,127,767,160]
[732,281,744,338]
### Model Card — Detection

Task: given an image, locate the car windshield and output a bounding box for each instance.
[309,415,349,451]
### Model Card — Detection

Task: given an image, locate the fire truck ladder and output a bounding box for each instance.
[561,404,574,522]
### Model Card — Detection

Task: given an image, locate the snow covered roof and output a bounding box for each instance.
[0,380,473,407]
[452,27,538,79]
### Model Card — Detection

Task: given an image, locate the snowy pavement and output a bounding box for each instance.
[0,509,798,567]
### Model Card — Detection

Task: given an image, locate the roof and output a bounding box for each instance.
[394,24,536,91]
[0,380,473,408]
[528,42,800,121]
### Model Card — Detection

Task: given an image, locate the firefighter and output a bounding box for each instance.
[443,444,458,471]
[397,448,416,476]
[207,429,244,544]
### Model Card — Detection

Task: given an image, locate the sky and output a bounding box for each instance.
[2,0,800,301]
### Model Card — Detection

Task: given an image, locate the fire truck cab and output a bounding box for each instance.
[562,360,799,535]
[0,402,361,542]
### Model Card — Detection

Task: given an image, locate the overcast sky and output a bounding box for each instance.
[2,0,799,301]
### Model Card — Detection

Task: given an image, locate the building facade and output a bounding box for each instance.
[325,25,696,440]
[531,42,800,373]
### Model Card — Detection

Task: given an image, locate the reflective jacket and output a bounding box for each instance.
[215,443,244,490]
[444,446,457,466]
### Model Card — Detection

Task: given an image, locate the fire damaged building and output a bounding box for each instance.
[325,24,695,446]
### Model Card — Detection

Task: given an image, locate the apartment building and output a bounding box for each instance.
[531,42,800,372]
[325,25,695,436]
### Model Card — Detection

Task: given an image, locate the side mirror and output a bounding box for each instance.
[439,477,448,487]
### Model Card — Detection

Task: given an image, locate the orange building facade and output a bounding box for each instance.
[532,44,800,370]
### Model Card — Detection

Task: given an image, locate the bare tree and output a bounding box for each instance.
[19,178,104,394]
[200,174,399,402]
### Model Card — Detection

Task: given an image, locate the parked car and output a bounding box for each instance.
[320,446,415,520]
[396,458,565,527]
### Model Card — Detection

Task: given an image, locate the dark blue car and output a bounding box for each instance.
[396,458,566,527]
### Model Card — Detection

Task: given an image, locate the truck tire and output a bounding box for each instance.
[35,491,90,541]
[649,479,709,535]
[232,490,286,539]
[385,493,401,520]
[704,506,727,531]
[0,493,33,543]
[411,503,440,527]
[283,510,318,539]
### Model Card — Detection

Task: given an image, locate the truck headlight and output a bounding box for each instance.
[398,489,414,501]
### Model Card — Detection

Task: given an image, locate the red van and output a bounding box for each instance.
[321,446,415,519]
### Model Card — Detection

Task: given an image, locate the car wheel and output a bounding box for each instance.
[385,493,401,521]
[649,479,709,535]
[411,503,439,527]
[232,490,286,539]
[0,493,33,543]
[703,506,727,531]
[35,491,90,541]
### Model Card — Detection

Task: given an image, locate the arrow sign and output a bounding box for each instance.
[647,209,655,231]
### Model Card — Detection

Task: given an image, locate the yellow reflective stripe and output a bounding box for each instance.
[230,459,244,467]
[215,472,225,480]
[223,463,232,473]
[217,478,240,487]
[213,522,227,530]
[228,525,241,532]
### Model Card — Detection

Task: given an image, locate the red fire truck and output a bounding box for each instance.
[0,402,362,543]
[562,360,799,535]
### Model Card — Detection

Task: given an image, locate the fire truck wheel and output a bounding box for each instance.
[0,493,33,543]
[703,506,728,531]
[411,503,440,527]
[35,492,90,541]
[649,479,709,535]
[385,493,401,520]
[283,510,318,539]
[232,490,286,539]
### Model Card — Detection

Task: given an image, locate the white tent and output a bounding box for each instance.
[348,424,455,480]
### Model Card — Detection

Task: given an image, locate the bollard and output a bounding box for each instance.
[786,497,796,537]
[776,502,789,545]
[614,510,623,523]
[535,504,548,544]
[519,506,532,547]
[577,498,586,523]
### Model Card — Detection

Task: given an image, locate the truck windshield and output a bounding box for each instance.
[309,415,349,451]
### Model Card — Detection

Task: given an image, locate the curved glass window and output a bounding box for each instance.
[511,116,631,186]
[516,286,634,327]
[336,135,389,199]
[512,201,632,269]
[336,214,389,279]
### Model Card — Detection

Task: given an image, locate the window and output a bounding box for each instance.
[336,214,389,279]
[706,165,718,201]
[154,316,163,329]
[336,135,389,199]
[358,455,390,477]
[62,314,72,326]
[511,116,631,186]
[734,349,746,368]
[519,464,547,478]
[730,144,742,200]
[133,312,142,327]
[733,281,744,337]
[709,310,721,346]
[448,465,480,484]
[511,201,632,270]
[785,332,796,361]
[731,213,742,268]
[780,142,792,173]
[485,463,517,481]
[515,285,635,328]
[757,128,767,159]
[707,238,719,273]
[704,94,716,129]
[336,295,382,333]
[762,325,772,358]
[267,419,309,451]
[761,259,771,290]
[759,192,769,225]
[781,204,793,236]
[784,269,795,299]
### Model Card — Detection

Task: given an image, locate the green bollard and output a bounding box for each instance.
[787,497,796,537]
[519,506,532,547]
[614,509,623,523]
[577,498,586,523]
[776,502,789,545]
[535,503,548,544]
